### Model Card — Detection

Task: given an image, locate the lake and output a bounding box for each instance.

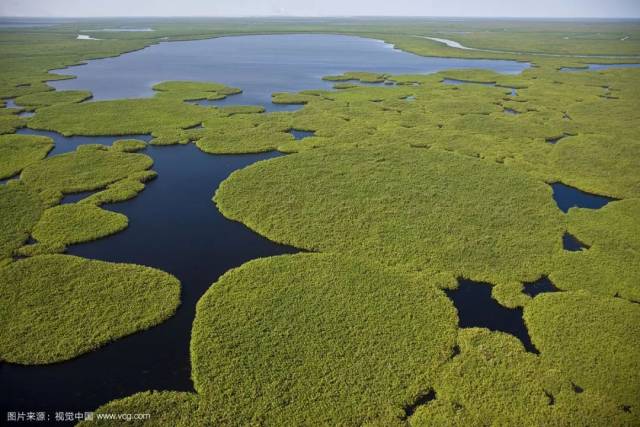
[51,34,530,107]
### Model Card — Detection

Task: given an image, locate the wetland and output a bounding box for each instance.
[0,17,639,426]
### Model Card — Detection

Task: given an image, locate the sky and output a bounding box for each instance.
[1,0,639,18]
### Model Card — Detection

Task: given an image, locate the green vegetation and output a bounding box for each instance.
[14,90,92,108]
[32,203,128,249]
[28,98,207,136]
[78,392,201,427]
[411,328,633,425]
[0,254,180,364]
[545,200,640,301]
[323,71,389,83]
[0,182,43,264]
[20,144,153,204]
[0,133,53,179]
[525,291,640,409]
[195,113,293,154]
[153,80,241,101]
[112,139,147,152]
[215,145,564,284]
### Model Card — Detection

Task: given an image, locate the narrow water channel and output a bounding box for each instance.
[0,131,298,418]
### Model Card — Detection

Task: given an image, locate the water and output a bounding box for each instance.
[50,34,529,108]
[445,279,538,353]
[546,134,568,144]
[522,277,559,297]
[563,233,588,251]
[4,99,18,109]
[504,108,519,115]
[289,129,315,140]
[0,130,298,420]
[551,183,615,213]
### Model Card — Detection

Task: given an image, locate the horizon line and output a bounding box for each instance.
[2,15,640,20]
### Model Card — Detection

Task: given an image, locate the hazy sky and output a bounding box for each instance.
[1,0,639,18]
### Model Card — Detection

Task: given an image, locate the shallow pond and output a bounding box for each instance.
[551,183,615,213]
[523,277,559,297]
[445,279,538,353]
[563,233,589,251]
[50,34,529,108]
[289,129,315,140]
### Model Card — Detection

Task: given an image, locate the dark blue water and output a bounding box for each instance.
[289,129,315,140]
[0,131,298,421]
[551,183,615,213]
[50,34,529,108]
[445,279,538,353]
[522,277,559,297]
[563,233,588,251]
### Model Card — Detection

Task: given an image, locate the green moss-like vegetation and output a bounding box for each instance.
[32,203,128,249]
[194,113,293,154]
[20,145,153,195]
[112,139,147,152]
[152,80,241,101]
[28,98,207,136]
[411,328,634,426]
[0,133,53,179]
[525,291,640,409]
[323,71,389,83]
[14,90,92,108]
[0,182,43,263]
[78,392,201,427]
[549,134,640,199]
[215,145,564,284]
[191,253,457,425]
[0,254,181,364]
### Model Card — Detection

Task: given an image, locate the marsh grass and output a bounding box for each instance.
[0,254,181,364]
[0,133,53,179]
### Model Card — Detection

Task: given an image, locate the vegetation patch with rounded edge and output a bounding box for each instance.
[215,144,564,284]
[0,182,43,263]
[191,253,458,425]
[411,328,634,426]
[0,254,181,364]
[0,133,53,179]
[524,290,640,409]
[32,203,128,249]
[20,145,153,196]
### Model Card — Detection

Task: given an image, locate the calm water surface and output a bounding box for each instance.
[50,34,530,108]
